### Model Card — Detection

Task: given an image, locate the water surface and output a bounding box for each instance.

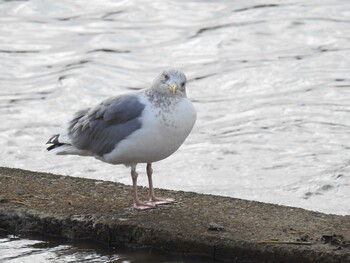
[0,234,209,262]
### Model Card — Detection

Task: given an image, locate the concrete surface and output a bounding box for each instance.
[0,167,349,262]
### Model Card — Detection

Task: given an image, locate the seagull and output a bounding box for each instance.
[46,69,196,209]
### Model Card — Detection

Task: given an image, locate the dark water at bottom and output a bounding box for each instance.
[0,233,212,263]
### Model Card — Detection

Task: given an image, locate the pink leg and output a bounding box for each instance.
[147,163,175,204]
[131,167,155,210]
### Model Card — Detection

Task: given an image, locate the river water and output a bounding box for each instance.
[1,0,350,261]
[0,234,209,262]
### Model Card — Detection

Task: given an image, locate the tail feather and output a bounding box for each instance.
[46,109,90,155]
[46,134,90,156]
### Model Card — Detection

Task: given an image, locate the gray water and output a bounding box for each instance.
[0,234,209,262]
[1,0,350,261]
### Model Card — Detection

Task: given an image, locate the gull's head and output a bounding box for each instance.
[152,69,187,97]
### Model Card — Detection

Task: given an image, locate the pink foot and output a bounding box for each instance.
[133,200,156,210]
[145,163,176,206]
[150,196,176,205]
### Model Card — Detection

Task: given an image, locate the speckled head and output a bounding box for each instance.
[151,69,187,97]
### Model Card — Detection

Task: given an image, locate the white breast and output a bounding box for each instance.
[102,95,196,165]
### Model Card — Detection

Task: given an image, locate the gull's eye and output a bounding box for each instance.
[181,82,185,88]
[164,74,169,81]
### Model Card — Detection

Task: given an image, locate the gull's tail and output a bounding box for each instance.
[46,133,90,156]
[46,108,91,156]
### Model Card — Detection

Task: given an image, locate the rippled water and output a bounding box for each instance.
[0,234,208,263]
[1,0,350,260]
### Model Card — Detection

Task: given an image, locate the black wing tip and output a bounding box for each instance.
[46,134,65,151]
[47,144,58,151]
[46,134,60,145]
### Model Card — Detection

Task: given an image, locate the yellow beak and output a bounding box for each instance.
[169,83,177,94]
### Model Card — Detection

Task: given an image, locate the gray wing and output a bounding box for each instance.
[68,94,145,156]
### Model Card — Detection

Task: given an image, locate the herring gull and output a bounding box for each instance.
[46,69,196,209]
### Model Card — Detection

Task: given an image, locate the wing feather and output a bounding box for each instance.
[68,94,145,156]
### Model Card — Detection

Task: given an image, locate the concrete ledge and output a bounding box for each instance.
[0,167,349,262]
